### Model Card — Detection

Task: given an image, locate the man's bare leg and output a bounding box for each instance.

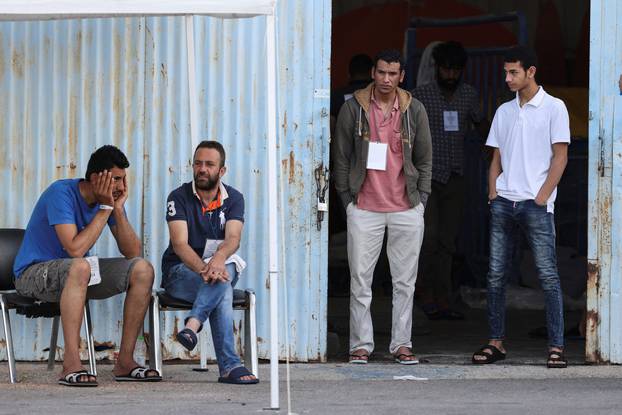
[59,259,94,382]
[112,259,157,376]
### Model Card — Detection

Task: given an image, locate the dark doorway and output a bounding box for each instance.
[327,0,589,364]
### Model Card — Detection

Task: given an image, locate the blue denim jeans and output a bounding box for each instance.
[162,262,241,375]
[488,196,564,348]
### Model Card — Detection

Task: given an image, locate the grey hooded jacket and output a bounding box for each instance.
[333,83,433,209]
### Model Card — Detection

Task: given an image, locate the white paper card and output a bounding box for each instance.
[202,238,247,274]
[443,110,459,131]
[367,141,388,171]
[202,239,223,259]
[343,93,353,102]
[84,256,101,286]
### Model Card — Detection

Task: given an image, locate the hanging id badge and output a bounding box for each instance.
[443,110,459,131]
[367,140,388,171]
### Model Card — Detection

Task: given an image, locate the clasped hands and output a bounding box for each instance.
[200,253,229,284]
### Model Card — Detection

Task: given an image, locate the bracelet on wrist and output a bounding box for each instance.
[99,204,114,211]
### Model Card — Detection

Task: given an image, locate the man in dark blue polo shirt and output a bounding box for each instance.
[161,140,257,384]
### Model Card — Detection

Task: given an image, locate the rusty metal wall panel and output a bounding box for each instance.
[143,0,331,362]
[277,0,331,361]
[0,17,146,361]
[1,0,331,362]
[587,0,622,363]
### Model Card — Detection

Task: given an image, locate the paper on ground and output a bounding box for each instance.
[393,375,428,381]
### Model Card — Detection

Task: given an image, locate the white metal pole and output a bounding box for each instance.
[186,14,199,150]
[266,11,280,411]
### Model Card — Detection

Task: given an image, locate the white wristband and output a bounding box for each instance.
[99,204,114,211]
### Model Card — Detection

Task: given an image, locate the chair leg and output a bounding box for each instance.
[148,292,162,375]
[244,290,258,378]
[83,302,97,376]
[199,330,208,369]
[0,295,17,383]
[47,316,60,371]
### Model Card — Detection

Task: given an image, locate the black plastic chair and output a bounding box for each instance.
[148,287,258,377]
[0,228,97,383]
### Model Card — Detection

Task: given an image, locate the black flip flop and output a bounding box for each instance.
[547,351,567,368]
[176,328,198,351]
[218,366,259,384]
[58,370,97,387]
[115,366,162,382]
[472,344,506,364]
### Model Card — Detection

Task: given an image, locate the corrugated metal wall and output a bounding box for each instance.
[587,0,622,363]
[0,0,331,362]
[0,17,147,361]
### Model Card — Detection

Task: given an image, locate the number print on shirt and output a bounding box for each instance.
[167,201,176,216]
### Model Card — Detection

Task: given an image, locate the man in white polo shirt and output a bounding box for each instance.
[472,46,570,368]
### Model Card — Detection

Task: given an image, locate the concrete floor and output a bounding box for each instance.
[326,294,585,365]
[0,284,605,415]
[1,361,621,414]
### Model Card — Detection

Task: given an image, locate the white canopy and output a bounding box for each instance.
[0,0,275,19]
[0,0,281,410]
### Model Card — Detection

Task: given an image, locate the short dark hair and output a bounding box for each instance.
[503,46,538,72]
[373,49,405,71]
[85,145,130,181]
[194,140,226,167]
[348,54,373,78]
[433,41,468,69]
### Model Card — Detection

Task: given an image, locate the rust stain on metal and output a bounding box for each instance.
[587,261,600,291]
[11,48,24,78]
[160,63,168,86]
[281,158,288,181]
[173,316,180,336]
[288,151,295,184]
[586,309,600,331]
[282,111,288,137]
[585,260,601,363]
[43,36,51,57]
[585,308,603,363]
[73,31,82,72]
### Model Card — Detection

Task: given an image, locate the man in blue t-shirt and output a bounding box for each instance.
[13,145,161,386]
[161,140,257,385]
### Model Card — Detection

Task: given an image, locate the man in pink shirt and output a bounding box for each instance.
[333,49,432,364]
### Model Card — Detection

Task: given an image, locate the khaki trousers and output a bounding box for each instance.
[347,202,425,354]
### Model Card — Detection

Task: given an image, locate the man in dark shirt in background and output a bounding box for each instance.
[331,54,374,127]
[412,41,487,320]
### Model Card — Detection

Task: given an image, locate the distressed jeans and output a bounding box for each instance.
[162,262,241,375]
[487,196,564,348]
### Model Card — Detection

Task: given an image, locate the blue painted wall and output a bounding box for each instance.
[587,0,622,363]
[0,0,331,362]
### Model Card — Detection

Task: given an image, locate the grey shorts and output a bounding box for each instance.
[15,257,140,303]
